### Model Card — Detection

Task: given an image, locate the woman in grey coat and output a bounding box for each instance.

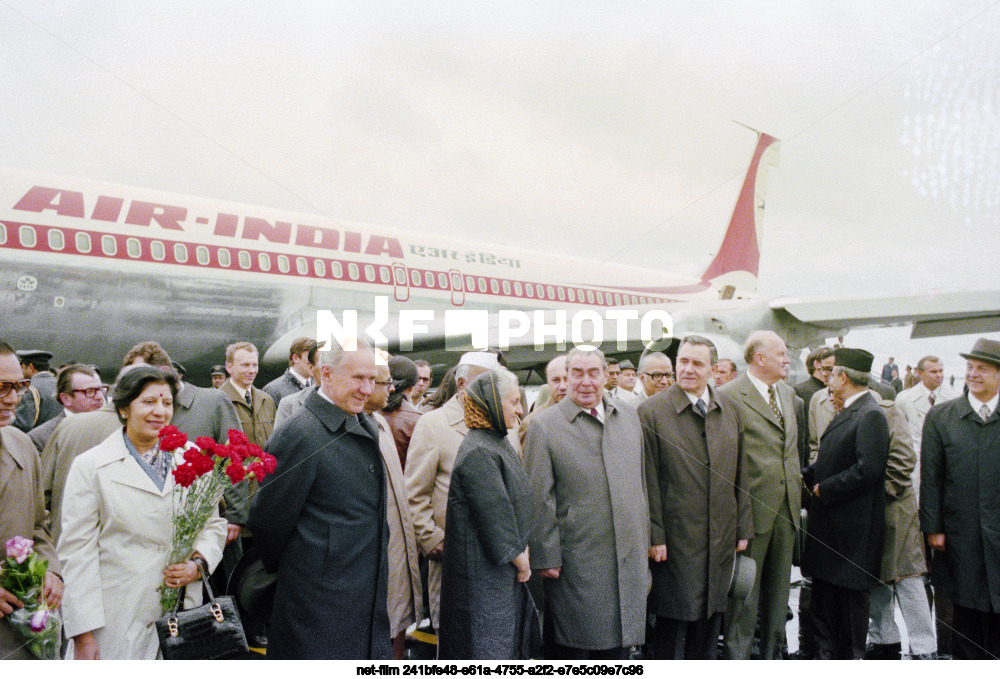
[438,369,539,659]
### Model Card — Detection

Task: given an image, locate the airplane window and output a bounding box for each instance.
[586,290,594,304]
[196,246,210,265]
[438,273,448,289]
[277,255,290,273]
[514,281,522,296]
[547,286,555,300]
[19,226,37,248]
[424,271,434,288]
[258,253,271,271]
[348,263,360,280]
[557,287,566,301]
[174,244,189,263]
[490,279,499,294]
[478,278,487,293]
[48,229,65,251]
[525,283,534,297]
[332,261,344,278]
[380,266,391,283]
[0,224,6,245]
[238,251,251,269]
[502,280,511,295]
[451,273,462,290]
[217,248,231,267]
[364,264,375,282]
[296,257,308,275]
[126,238,141,258]
[150,241,165,261]
[466,276,475,290]
[596,291,604,305]
[314,259,326,277]
[567,288,575,302]
[75,232,90,253]
[411,270,421,286]
[101,235,116,256]
[396,268,408,285]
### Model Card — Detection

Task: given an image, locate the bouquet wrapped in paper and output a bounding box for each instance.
[1,537,61,659]
[157,426,277,612]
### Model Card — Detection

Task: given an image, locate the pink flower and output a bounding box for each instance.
[5,536,34,564]
[29,608,49,633]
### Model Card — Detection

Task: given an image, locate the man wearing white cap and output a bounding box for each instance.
[404,351,513,634]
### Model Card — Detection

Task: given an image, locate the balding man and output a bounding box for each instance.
[721,330,801,659]
[27,364,106,453]
[519,355,567,447]
[404,351,505,633]
[635,352,674,406]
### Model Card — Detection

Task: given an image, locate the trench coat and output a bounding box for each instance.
[439,428,538,659]
[58,429,226,659]
[524,394,650,650]
[373,413,423,637]
[638,384,753,620]
[247,390,391,659]
[920,395,1000,612]
[802,391,889,590]
[0,427,62,660]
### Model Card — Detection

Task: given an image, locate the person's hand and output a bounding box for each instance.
[513,549,531,583]
[736,539,748,552]
[226,524,242,545]
[812,484,820,498]
[427,540,444,562]
[648,545,667,562]
[927,533,946,552]
[534,567,561,579]
[74,631,100,660]
[43,572,64,609]
[163,560,200,589]
[0,586,23,618]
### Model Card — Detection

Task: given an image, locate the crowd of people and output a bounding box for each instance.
[0,330,998,661]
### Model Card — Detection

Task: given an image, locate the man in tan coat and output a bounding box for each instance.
[404,351,502,632]
[0,342,63,660]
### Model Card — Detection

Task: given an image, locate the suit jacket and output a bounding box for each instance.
[639,384,752,620]
[219,381,275,448]
[58,430,226,659]
[27,410,65,453]
[273,384,314,431]
[0,427,62,660]
[920,395,1000,612]
[373,412,423,637]
[524,394,650,649]
[721,374,802,534]
[247,390,390,659]
[13,372,61,432]
[262,368,308,407]
[802,391,889,590]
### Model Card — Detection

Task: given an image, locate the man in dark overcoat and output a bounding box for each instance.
[801,347,889,659]
[248,340,391,660]
[920,337,1000,659]
[639,336,752,659]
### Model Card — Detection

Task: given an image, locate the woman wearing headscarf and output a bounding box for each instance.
[437,369,539,659]
[381,354,422,471]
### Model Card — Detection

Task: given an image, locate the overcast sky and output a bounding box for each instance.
[2,1,997,376]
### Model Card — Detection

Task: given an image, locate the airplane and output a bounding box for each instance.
[2,131,998,386]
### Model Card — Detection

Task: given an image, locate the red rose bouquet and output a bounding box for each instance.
[157,426,277,612]
[1,537,61,659]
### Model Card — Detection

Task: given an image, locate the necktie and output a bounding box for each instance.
[928,392,936,406]
[768,385,785,429]
[695,398,707,417]
[244,390,253,409]
[589,407,601,423]
[980,404,991,422]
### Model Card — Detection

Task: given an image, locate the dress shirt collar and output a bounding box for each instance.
[682,386,709,405]
[746,371,782,413]
[843,389,869,410]
[289,368,311,388]
[228,378,250,402]
[968,391,998,416]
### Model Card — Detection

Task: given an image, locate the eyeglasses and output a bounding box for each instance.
[72,386,110,398]
[0,380,31,398]
[644,372,674,381]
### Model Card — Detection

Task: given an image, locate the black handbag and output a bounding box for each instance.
[155,569,249,660]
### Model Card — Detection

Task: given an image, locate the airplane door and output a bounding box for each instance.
[449,268,465,306]
[393,263,410,302]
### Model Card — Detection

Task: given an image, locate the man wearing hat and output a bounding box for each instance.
[404,350,509,633]
[920,337,1000,659]
[609,360,640,405]
[12,349,61,432]
[210,365,227,389]
[801,347,890,659]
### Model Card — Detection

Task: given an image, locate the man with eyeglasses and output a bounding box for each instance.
[12,349,62,433]
[634,352,674,406]
[794,347,835,426]
[26,364,106,453]
[411,360,433,405]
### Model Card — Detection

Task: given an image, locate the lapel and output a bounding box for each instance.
[302,388,377,441]
[104,432,170,497]
[0,428,29,497]
[176,381,197,413]
[824,390,871,437]
[736,374,783,430]
[219,380,244,409]
[444,393,468,436]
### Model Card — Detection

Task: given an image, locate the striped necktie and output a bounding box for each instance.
[695,398,707,417]
[768,385,785,429]
[980,404,991,422]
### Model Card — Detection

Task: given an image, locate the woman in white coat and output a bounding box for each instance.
[58,365,227,659]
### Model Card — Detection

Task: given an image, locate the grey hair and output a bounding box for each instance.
[496,369,519,399]
[319,336,373,369]
[565,345,606,370]
[679,335,718,365]
[638,351,670,373]
[834,365,869,387]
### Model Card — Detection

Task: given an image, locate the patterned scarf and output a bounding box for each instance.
[463,370,508,434]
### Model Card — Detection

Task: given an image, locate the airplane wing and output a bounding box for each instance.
[772,290,1000,339]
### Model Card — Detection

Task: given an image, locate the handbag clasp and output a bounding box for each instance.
[168,617,179,638]
[211,602,224,623]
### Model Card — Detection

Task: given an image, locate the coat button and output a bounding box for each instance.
[368,464,376,474]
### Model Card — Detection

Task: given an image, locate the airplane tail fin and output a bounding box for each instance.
[700,132,780,297]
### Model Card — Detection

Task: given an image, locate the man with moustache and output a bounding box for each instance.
[248,339,390,659]
[525,347,649,659]
[721,330,801,659]
[640,336,751,659]
[920,338,1000,659]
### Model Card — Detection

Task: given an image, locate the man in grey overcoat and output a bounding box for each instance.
[524,346,649,660]
[920,337,1000,659]
[640,336,752,659]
